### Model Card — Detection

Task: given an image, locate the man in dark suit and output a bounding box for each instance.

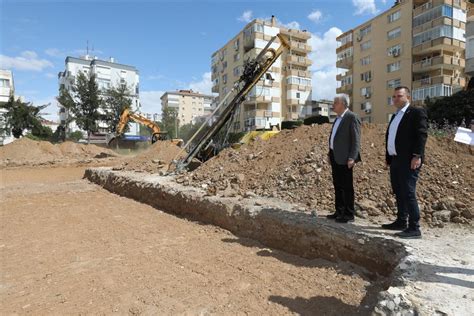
[326,94,361,223]
[382,86,428,239]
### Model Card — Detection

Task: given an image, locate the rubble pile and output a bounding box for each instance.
[0,138,118,167]
[115,141,185,173]
[177,124,473,227]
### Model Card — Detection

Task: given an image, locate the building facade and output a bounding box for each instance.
[0,70,15,145]
[211,17,312,132]
[466,1,474,77]
[336,0,468,123]
[160,89,214,126]
[307,100,337,122]
[58,55,140,135]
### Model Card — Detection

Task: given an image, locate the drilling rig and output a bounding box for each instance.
[174,33,289,170]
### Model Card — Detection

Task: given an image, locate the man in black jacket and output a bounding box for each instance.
[382,86,428,238]
[327,94,361,223]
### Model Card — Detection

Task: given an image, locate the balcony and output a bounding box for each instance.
[286,84,311,92]
[336,55,353,69]
[285,112,300,120]
[412,75,466,89]
[413,0,467,16]
[280,28,311,40]
[336,84,353,94]
[244,95,273,103]
[289,42,312,53]
[413,16,465,35]
[244,109,281,119]
[413,55,465,73]
[412,37,465,55]
[286,69,311,77]
[212,85,219,93]
[287,55,312,67]
[336,71,352,81]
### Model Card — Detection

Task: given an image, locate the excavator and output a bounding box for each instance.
[107,108,183,148]
[173,33,290,171]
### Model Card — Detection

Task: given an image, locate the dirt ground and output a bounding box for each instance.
[0,166,381,315]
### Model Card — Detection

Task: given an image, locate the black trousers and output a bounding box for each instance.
[329,150,355,217]
[389,156,421,230]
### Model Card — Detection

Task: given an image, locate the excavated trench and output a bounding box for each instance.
[85,167,410,313]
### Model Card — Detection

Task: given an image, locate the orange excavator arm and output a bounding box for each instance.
[117,108,161,135]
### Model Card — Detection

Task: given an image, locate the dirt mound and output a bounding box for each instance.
[177,124,473,227]
[117,141,185,173]
[0,138,118,167]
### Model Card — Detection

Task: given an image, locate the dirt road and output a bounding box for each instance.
[0,166,381,315]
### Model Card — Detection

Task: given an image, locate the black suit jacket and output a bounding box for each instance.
[385,106,428,166]
[329,110,361,165]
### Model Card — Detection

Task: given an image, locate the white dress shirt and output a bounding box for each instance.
[387,103,410,156]
[330,108,348,150]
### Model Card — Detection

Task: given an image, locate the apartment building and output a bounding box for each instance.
[0,69,15,145]
[58,55,140,135]
[160,89,214,126]
[336,0,468,123]
[211,16,312,132]
[466,1,474,77]
[307,100,337,122]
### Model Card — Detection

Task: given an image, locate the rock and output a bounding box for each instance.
[356,199,382,216]
[244,191,257,198]
[461,209,473,219]
[432,210,451,222]
[451,216,464,224]
[455,201,467,209]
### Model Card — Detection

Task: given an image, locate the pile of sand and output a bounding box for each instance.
[116,141,185,173]
[0,138,118,167]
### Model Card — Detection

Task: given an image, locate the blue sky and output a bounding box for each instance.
[0,0,394,120]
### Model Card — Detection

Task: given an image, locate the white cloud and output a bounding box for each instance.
[308,27,343,100]
[238,10,253,23]
[308,10,323,23]
[0,51,54,71]
[140,90,165,116]
[45,72,56,79]
[188,72,213,95]
[280,21,301,30]
[352,0,378,15]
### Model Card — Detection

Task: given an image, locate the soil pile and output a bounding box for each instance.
[116,141,185,173]
[177,124,473,227]
[0,138,118,167]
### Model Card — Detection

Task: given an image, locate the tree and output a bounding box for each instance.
[425,89,474,127]
[0,95,47,138]
[57,71,102,143]
[161,107,179,139]
[102,84,132,133]
[179,122,201,143]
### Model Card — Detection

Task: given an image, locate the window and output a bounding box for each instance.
[341,75,352,86]
[360,87,372,97]
[234,53,240,62]
[360,71,372,82]
[286,76,311,86]
[233,67,240,76]
[222,74,227,84]
[387,78,401,89]
[413,84,452,101]
[360,24,372,37]
[234,39,240,50]
[337,47,353,61]
[222,61,228,69]
[360,56,371,65]
[413,25,463,46]
[339,33,353,46]
[413,5,456,28]
[254,23,264,33]
[387,61,401,72]
[388,10,401,23]
[387,27,401,40]
[387,97,392,105]
[296,92,301,99]
[0,79,10,87]
[387,44,402,56]
[360,40,372,51]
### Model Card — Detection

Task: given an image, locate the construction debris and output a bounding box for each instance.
[175,124,473,227]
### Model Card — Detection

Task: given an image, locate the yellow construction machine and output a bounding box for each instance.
[107,108,183,147]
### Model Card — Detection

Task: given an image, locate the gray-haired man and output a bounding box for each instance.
[327,94,361,223]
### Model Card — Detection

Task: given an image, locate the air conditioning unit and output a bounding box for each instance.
[393,51,400,57]
[365,77,371,82]
[365,93,371,98]
[365,109,372,114]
